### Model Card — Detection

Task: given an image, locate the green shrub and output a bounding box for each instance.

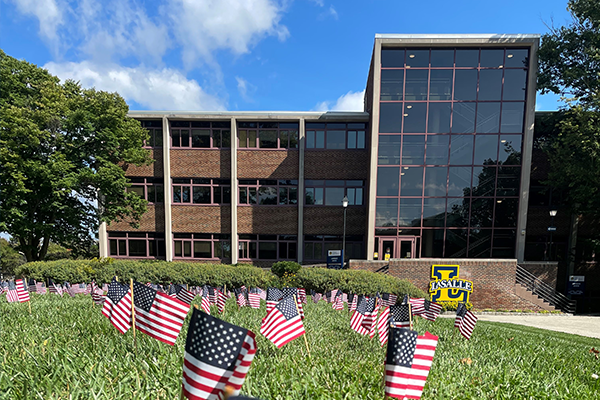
[15,260,425,297]
[271,261,301,277]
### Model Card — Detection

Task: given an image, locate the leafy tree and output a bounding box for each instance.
[0,238,26,277]
[0,50,152,262]
[537,0,600,218]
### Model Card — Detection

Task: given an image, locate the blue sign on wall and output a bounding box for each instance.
[327,250,344,269]
[567,275,585,297]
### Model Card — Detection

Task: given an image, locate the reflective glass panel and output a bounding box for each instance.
[403,103,427,133]
[405,49,429,68]
[480,49,504,68]
[423,198,446,227]
[399,198,422,227]
[494,198,519,227]
[446,197,469,228]
[425,135,449,164]
[427,103,451,133]
[326,130,346,149]
[424,167,447,196]
[258,187,278,204]
[129,240,147,257]
[474,135,498,165]
[380,103,403,133]
[258,242,277,259]
[376,198,398,227]
[405,70,429,100]
[430,49,454,67]
[448,166,472,196]
[454,70,478,101]
[193,186,211,204]
[259,130,277,148]
[381,49,405,68]
[401,135,425,165]
[429,70,453,100]
[468,229,492,257]
[455,49,479,67]
[470,198,494,228]
[476,102,501,133]
[478,70,503,100]
[503,69,527,101]
[501,102,524,133]
[472,166,496,197]
[452,103,476,133]
[325,187,344,205]
[381,69,404,101]
[421,229,444,257]
[505,49,529,68]
[400,167,423,196]
[378,135,401,165]
[445,229,468,257]
[498,135,522,164]
[192,129,211,147]
[449,135,474,165]
[377,167,400,196]
[496,167,521,196]
[194,242,211,258]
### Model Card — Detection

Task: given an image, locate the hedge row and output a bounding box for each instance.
[15,259,427,298]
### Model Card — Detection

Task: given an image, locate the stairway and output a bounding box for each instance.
[515,265,576,313]
[514,283,559,312]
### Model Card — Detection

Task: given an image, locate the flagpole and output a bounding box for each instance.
[223,284,227,314]
[408,302,413,330]
[130,278,137,355]
[293,295,311,358]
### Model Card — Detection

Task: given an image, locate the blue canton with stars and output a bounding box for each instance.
[357,296,376,314]
[390,304,411,324]
[424,299,432,311]
[133,281,157,312]
[275,296,299,320]
[107,279,129,304]
[386,328,418,367]
[186,307,247,370]
[8,280,16,290]
[456,302,467,318]
[282,287,297,299]
[267,287,283,302]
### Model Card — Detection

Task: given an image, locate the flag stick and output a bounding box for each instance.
[28,298,32,314]
[130,278,137,355]
[293,295,311,358]
[223,284,227,314]
[408,302,413,330]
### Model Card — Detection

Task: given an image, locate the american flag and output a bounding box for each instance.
[48,279,63,296]
[258,288,267,301]
[409,298,425,315]
[7,280,30,303]
[260,295,305,348]
[216,289,227,314]
[311,290,322,303]
[92,289,106,305]
[247,288,261,309]
[349,294,358,312]
[72,283,88,295]
[133,281,191,345]
[208,287,217,305]
[36,282,47,294]
[332,293,344,310]
[384,328,439,400]
[64,283,76,297]
[101,278,132,334]
[420,300,442,322]
[169,284,195,305]
[390,304,412,329]
[349,296,373,335]
[361,297,380,332]
[282,287,304,319]
[234,288,247,308]
[297,288,307,304]
[455,303,478,340]
[201,292,212,315]
[380,293,398,308]
[28,279,37,292]
[266,288,283,314]
[378,307,391,346]
[181,308,257,400]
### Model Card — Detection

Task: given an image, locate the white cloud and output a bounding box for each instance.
[9,0,64,53]
[236,76,256,103]
[315,90,365,112]
[44,61,226,111]
[318,5,338,20]
[169,0,290,68]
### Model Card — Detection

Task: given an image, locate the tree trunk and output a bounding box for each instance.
[38,236,50,261]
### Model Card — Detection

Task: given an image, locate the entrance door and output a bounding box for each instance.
[377,237,417,259]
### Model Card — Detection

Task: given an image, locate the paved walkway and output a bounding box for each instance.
[470,314,600,339]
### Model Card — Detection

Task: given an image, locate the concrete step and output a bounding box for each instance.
[514,283,560,312]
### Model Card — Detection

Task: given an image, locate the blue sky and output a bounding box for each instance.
[1,0,571,113]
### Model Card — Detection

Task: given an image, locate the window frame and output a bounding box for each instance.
[238,234,298,261]
[237,122,299,150]
[173,233,231,260]
[238,179,298,206]
[127,177,164,204]
[305,122,367,150]
[108,232,166,259]
[170,121,232,149]
[171,178,231,205]
[141,120,163,148]
[304,180,365,206]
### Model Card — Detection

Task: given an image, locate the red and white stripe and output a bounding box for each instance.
[422,302,442,322]
[216,290,227,313]
[101,291,132,334]
[201,295,211,315]
[378,307,390,346]
[385,331,439,399]
[409,298,425,315]
[349,295,358,311]
[297,288,307,304]
[260,311,305,348]
[459,310,478,340]
[332,295,344,310]
[15,279,30,302]
[247,292,261,309]
[135,290,191,346]
[350,310,369,335]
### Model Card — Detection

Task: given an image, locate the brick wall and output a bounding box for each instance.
[238,206,298,234]
[520,261,558,288]
[238,150,298,178]
[349,258,544,311]
[172,206,231,233]
[123,149,163,177]
[304,207,366,235]
[304,150,369,179]
[171,149,231,178]
[107,205,165,232]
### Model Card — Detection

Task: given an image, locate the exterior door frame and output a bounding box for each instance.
[376,236,417,259]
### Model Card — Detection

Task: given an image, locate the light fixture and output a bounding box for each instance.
[497,200,502,203]
[507,54,514,58]
[400,172,405,176]
[409,54,415,58]
[342,196,349,208]
[403,166,409,170]
[549,210,558,217]
[499,65,504,68]
[406,105,413,109]
[500,139,507,143]
[403,114,409,117]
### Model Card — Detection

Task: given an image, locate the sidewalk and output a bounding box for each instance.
[471,314,600,339]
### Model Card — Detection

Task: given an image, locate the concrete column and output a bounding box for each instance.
[98,222,108,258]
[516,40,540,263]
[366,39,383,260]
[230,117,239,265]
[162,116,173,261]
[297,117,305,263]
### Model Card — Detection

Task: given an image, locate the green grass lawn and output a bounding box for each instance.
[1,295,599,399]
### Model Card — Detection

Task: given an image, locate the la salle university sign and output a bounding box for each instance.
[429,264,473,304]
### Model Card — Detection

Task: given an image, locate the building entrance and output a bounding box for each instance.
[377,236,416,259]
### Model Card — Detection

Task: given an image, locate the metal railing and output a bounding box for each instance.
[516,265,576,313]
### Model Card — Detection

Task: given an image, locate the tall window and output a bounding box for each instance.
[305,122,366,149]
[141,120,163,148]
[108,232,166,258]
[127,177,164,203]
[239,179,298,205]
[173,233,231,259]
[304,235,364,261]
[172,178,231,205]
[238,122,299,149]
[305,180,364,206]
[377,47,528,258]
[171,121,231,148]
[238,234,297,261]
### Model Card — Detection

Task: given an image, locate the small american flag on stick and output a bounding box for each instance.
[247,288,261,309]
[169,284,195,305]
[101,278,132,334]
[455,303,478,340]
[260,295,305,348]
[133,281,191,345]
[377,307,390,346]
[7,280,30,303]
[266,287,283,314]
[201,292,212,315]
[181,307,257,400]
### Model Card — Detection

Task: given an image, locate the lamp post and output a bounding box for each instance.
[549,209,558,260]
[342,196,349,268]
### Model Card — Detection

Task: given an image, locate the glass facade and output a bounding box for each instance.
[376,47,528,258]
